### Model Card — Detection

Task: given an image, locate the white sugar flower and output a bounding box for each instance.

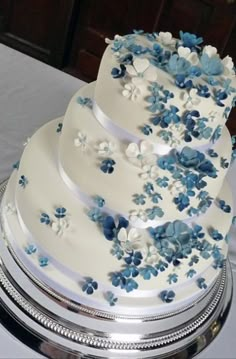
[222,55,235,76]
[129,209,148,223]
[96,141,115,156]
[117,227,142,253]
[74,131,88,151]
[5,202,16,215]
[208,111,218,122]
[140,164,159,180]
[157,32,176,46]
[177,46,198,65]
[182,88,201,110]
[51,218,69,237]
[203,45,218,58]
[125,141,156,167]
[141,245,159,265]
[169,180,185,196]
[126,58,157,82]
[122,81,142,101]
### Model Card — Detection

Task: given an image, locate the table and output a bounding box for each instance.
[0,44,235,359]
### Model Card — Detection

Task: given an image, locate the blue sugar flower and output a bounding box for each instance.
[196,85,210,98]
[93,195,105,208]
[111,243,124,260]
[179,31,203,49]
[151,192,163,204]
[196,277,207,290]
[152,43,163,56]
[208,149,218,158]
[57,123,63,133]
[124,278,138,293]
[13,160,20,170]
[213,257,225,269]
[77,96,93,108]
[105,291,118,306]
[87,207,104,223]
[147,95,165,113]
[139,265,158,280]
[223,106,231,120]
[146,32,158,41]
[177,147,203,168]
[103,216,128,241]
[222,79,236,96]
[119,53,133,65]
[141,124,153,135]
[122,265,139,278]
[209,228,223,241]
[157,154,176,171]
[160,290,175,303]
[211,125,222,143]
[220,157,229,169]
[187,66,202,78]
[155,260,168,272]
[40,213,51,225]
[175,74,193,89]
[232,216,236,225]
[186,269,196,278]
[214,89,228,107]
[133,194,146,205]
[154,106,181,128]
[218,200,231,213]
[82,277,98,295]
[200,54,223,76]
[100,158,116,174]
[146,206,164,219]
[144,182,154,195]
[54,207,67,219]
[111,272,126,288]
[174,193,190,211]
[189,255,199,266]
[166,221,191,245]
[156,176,169,188]
[167,273,178,284]
[128,44,148,56]
[167,54,191,76]
[111,64,126,78]
[159,130,172,144]
[149,225,166,242]
[124,251,143,266]
[198,240,212,259]
[191,225,205,239]
[19,175,28,188]
[39,256,49,267]
[25,244,37,255]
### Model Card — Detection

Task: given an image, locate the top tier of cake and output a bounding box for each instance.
[95,31,236,153]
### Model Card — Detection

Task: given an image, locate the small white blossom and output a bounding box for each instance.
[5,202,16,215]
[51,218,69,237]
[222,55,235,76]
[157,32,176,46]
[202,45,218,58]
[117,227,142,253]
[126,58,157,82]
[125,141,156,167]
[122,81,142,101]
[95,141,115,156]
[177,46,198,65]
[140,164,159,180]
[169,180,185,196]
[74,131,88,151]
[182,88,201,110]
[129,209,148,223]
[141,245,159,265]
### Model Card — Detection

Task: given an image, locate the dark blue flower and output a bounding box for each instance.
[40,213,51,225]
[200,54,223,76]
[175,74,193,89]
[19,175,28,188]
[209,228,223,241]
[197,85,210,98]
[186,269,196,278]
[179,31,203,49]
[152,43,163,56]
[189,255,199,266]
[167,54,191,76]
[82,277,98,295]
[103,216,128,241]
[160,290,175,303]
[155,260,168,272]
[123,278,138,292]
[141,124,153,135]
[196,277,207,289]
[208,149,218,158]
[174,193,190,211]
[87,208,104,223]
[128,44,148,55]
[119,53,133,65]
[149,225,166,242]
[220,157,229,169]
[100,158,116,174]
[191,225,205,239]
[111,64,126,78]
[13,160,20,170]
[124,251,143,266]
[55,207,67,219]
[213,89,228,107]
[111,272,126,288]
[57,123,63,133]
[218,200,231,213]
[156,176,169,188]
[122,265,139,278]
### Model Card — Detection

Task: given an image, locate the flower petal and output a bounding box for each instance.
[126,64,137,76]
[178,46,191,58]
[126,143,139,158]
[140,141,154,155]
[133,58,150,74]
[117,227,128,243]
[144,66,157,81]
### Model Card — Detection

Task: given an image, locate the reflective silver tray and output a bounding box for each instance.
[0,179,233,358]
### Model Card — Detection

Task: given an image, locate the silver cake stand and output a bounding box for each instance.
[0,179,233,359]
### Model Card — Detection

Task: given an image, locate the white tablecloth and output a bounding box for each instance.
[0,44,235,358]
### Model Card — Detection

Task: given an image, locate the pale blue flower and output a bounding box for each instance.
[196,277,207,289]
[167,54,191,76]
[200,54,223,76]
[93,196,105,208]
[82,277,98,295]
[145,206,164,219]
[156,176,169,188]
[39,256,49,267]
[167,273,178,284]
[25,244,37,255]
[160,290,175,303]
[186,269,196,278]
[77,96,93,108]
[139,265,158,280]
[105,291,118,306]
[19,175,28,188]
[179,31,203,49]
[133,194,146,205]
[87,208,104,223]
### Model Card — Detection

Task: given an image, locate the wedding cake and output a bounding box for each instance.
[0,30,235,357]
